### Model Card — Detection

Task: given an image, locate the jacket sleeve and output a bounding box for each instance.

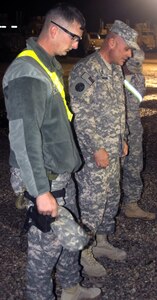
[4,76,50,197]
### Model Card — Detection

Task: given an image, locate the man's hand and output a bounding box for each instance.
[36,192,58,217]
[94,148,109,168]
[122,141,128,157]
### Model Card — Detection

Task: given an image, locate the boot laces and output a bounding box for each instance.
[85,248,101,266]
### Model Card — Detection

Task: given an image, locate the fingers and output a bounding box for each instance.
[51,205,59,218]
[96,161,109,168]
[36,192,58,217]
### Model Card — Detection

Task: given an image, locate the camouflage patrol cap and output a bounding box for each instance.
[51,206,89,251]
[110,20,140,50]
[126,49,145,73]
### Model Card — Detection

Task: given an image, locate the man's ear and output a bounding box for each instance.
[109,37,116,49]
[50,25,58,39]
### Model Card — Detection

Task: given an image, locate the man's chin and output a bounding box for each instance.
[57,49,71,56]
[119,61,125,66]
[63,50,70,56]
[57,51,68,56]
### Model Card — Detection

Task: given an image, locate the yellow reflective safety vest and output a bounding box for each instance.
[17,50,73,121]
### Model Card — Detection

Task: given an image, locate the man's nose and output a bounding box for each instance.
[128,49,132,58]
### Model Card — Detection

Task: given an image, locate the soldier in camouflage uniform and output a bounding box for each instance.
[2,4,102,300]
[69,20,139,276]
[122,49,156,220]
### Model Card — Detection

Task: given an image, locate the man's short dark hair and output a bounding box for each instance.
[45,2,86,30]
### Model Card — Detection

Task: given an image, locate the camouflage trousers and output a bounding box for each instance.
[10,167,25,195]
[76,156,121,235]
[26,174,81,300]
[121,127,143,204]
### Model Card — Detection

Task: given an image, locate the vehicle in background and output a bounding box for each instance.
[135,23,156,51]
[88,32,104,53]
[141,32,156,50]
[100,34,107,39]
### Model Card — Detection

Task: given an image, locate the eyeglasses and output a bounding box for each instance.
[51,20,82,42]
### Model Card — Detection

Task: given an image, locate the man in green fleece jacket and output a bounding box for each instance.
[2,3,102,300]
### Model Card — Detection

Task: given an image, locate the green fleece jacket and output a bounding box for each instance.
[3,37,81,197]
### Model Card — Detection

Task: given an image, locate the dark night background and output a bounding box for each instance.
[1,0,157,31]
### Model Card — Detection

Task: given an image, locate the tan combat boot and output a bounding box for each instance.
[124,202,156,220]
[61,283,102,300]
[81,246,107,277]
[93,234,127,261]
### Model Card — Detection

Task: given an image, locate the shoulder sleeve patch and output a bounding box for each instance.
[70,72,94,97]
[82,72,95,84]
[75,82,85,92]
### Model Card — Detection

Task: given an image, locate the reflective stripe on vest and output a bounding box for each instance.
[17,50,73,121]
[124,79,143,102]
